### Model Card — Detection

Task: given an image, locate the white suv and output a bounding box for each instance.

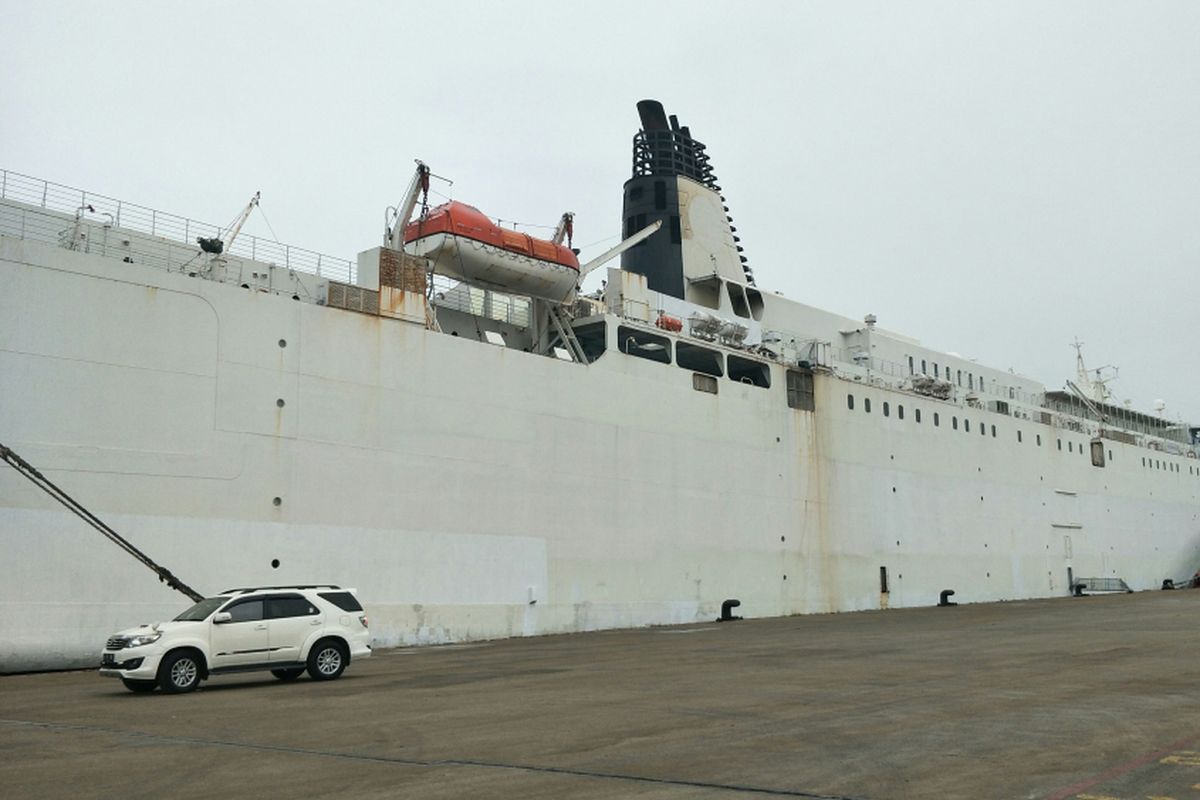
[99,585,371,693]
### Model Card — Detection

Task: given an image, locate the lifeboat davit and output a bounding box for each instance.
[403,201,580,302]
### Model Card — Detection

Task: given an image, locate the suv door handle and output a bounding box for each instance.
[255,624,268,630]
[309,619,321,625]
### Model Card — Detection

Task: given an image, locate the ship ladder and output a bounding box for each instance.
[0,442,204,603]
[546,303,588,364]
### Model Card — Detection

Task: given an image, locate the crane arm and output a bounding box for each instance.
[387,161,431,249]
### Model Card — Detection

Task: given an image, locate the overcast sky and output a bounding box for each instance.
[4,1,1197,421]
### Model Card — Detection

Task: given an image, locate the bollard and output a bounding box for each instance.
[938,589,957,607]
[1163,579,1176,591]
[717,599,742,622]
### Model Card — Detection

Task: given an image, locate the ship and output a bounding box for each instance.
[2,100,1199,672]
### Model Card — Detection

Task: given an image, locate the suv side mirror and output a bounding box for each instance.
[212,611,232,624]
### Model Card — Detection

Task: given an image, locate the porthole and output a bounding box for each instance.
[847,394,855,410]
[864,398,872,413]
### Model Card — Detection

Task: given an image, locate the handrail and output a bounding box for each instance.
[0,168,354,283]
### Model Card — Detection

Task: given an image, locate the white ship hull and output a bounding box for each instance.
[4,232,1198,671]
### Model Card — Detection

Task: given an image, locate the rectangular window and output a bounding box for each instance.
[964,419,969,432]
[786,370,815,411]
[915,408,922,423]
[727,355,770,388]
[933,412,940,427]
[619,326,671,364]
[953,416,959,430]
[677,341,723,377]
[897,405,905,420]
[957,369,962,386]
[991,425,996,437]
[864,397,872,413]
[847,393,855,410]
[883,401,890,417]
[1017,430,1023,443]
[225,600,264,622]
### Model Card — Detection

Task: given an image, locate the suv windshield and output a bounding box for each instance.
[173,597,228,622]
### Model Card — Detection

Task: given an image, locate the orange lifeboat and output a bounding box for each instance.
[403,201,580,302]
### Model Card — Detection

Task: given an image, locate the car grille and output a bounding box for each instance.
[106,637,128,651]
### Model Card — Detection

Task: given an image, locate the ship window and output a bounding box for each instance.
[677,342,723,377]
[1108,449,1113,462]
[848,394,855,410]
[897,405,905,420]
[654,181,666,210]
[1037,434,1042,446]
[1009,387,1015,399]
[915,408,922,423]
[669,215,682,244]
[957,369,962,387]
[921,359,927,375]
[619,326,671,364]
[908,356,914,375]
[727,283,750,318]
[953,416,959,430]
[968,374,974,390]
[964,419,969,432]
[880,566,889,594]
[1058,439,1062,450]
[574,321,608,362]
[933,412,939,427]
[727,355,770,388]
[1142,457,1146,467]
[1068,441,1073,453]
[786,370,815,411]
[693,373,718,394]
[883,402,890,417]
[1017,430,1023,443]
[1091,440,1106,467]
[933,364,939,379]
[746,288,764,321]
[864,397,872,413]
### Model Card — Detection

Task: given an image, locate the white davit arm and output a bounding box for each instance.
[579,220,662,277]
[551,212,575,247]
[387,161,431,249]
[224,191,261,253]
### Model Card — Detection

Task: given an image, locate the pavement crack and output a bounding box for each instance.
[1,718,867,799]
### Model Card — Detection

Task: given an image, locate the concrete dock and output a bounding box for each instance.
[4,591,1200,799]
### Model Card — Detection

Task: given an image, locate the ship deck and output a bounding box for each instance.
[4,592,1200,799]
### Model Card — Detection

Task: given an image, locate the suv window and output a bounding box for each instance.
[267,595,319,619]
[318,591,363,612]
[225,599,264,622]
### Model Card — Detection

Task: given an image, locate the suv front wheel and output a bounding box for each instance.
[159,650,202,693]
[307,640,348,681]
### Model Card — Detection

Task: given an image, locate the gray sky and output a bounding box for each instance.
[4,1,1198,421]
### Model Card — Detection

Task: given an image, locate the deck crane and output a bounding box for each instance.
[386,161,432,250]
[197,191,261,256]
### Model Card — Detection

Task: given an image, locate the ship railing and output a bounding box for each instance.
[429,273,531,329]
[0,168,355,284]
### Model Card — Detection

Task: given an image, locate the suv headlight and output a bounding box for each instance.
[126,632,162,648]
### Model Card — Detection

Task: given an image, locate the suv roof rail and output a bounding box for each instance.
[219,584,344,594]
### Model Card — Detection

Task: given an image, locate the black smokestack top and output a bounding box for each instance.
[630,100,719,191]
[637,99,670,131]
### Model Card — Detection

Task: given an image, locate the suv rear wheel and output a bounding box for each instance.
[158,650,202,693]
[307,640,348,681]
